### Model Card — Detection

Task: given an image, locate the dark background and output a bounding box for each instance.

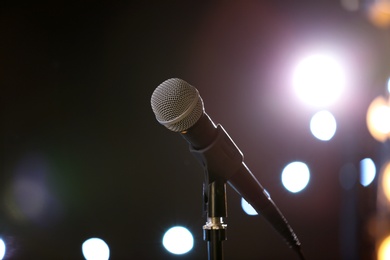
[0,1,388,259]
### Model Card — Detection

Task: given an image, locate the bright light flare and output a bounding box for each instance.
[378,235,390,260]
[82,238,110,260]
[366,96,390,142]
[162,226,194,255]
[310,110,337,141]
[281,162,310,193]
[293,53,346,107]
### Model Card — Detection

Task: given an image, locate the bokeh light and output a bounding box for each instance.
[82,238,110,260]
[310,110,337,141]
[387,77,390,93]
[341,0,359,12]
[360,158,376,187]
[368,0,390,28]
[162,226,194,255]
[292,53,346,107]
[281,162,310,193]
[378,234,390,260]
[381,162,390,203]
[366,96,390,142]
[241,198,258,216]
[0,239,5,260]
[3,153,61,226]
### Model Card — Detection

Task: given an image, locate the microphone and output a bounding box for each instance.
[151,78,304,257]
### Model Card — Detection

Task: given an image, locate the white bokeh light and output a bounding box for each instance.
[360,158,376,187]
[0,239,5,260]
[281,162,310,193]
[241,198,258,216]
[387,77,390,93]
[162,226,194,255]
[310,110,337,141]
[293,53,346,107]
[82,238,110,260]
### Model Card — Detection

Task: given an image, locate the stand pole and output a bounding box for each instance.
[203,180,227,260]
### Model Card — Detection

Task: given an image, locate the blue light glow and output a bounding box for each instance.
[241,198,258,216]
[360,158,376,187]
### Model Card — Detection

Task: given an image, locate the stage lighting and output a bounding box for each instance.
[360,158,376,187]
[292,53,346,107]
[82,238,110,260]
[281,161,310,193]
[162,226,194,255]
[241,198,258,216]
[310,110,337,141]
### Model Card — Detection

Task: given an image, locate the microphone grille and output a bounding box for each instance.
[151,78,204,132]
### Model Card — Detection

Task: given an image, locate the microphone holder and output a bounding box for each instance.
[187,124,242,260]
[202,178,227,260]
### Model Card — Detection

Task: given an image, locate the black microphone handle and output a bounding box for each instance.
[228,163,301,252]
[181,113,302,254]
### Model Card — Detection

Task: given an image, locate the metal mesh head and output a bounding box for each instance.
[151,78,204,132]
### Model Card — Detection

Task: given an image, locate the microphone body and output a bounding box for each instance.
[181,113,300,252]
[151,78,302,256]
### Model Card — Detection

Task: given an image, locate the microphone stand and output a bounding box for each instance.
[202,177,227,260]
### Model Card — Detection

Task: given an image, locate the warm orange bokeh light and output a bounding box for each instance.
[368,0,390,28]
[378,234,390,260]
[382,162,390,203]
[366,96,390,143]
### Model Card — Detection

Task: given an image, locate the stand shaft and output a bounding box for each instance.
[204,227,226,260]
[203,181,227,260]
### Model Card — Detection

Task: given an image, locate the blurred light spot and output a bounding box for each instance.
[341,0,359,12]
[360,158,376,187]
[12,178,46,219]
[82,238,110,260]
[281,162,310,193]
[387,77,390,93]
[340,163,357,190]
[366,96,390,142]
[382,162,390,203]
[368,0,390,28]
[0,239,5,260]
[241,198,258,216]
[292,53,346,107]
[310,110,337,141]
[2,153,62,225]
[162,226,194,255]
[378,234,390,260]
